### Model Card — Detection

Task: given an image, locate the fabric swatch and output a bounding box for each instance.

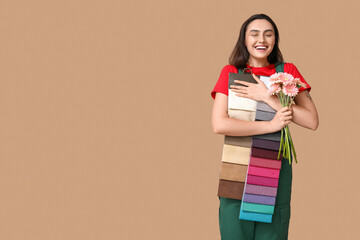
[256,101,276,113]
[239,209,272,223]
[251,147,282,160]
[224,136,252,148]
[248,165,280,179]
[252,138,280,151]
[255,110,276,121]
[221,144,251,165]
[228,72,257,86]
[245,184,278,197]
[246,175,279,188]
[219,162,247,182]
[228,109,256,121]
[218,180,245,200]
[242,202,275,214]
[228,73,258,111]
[228,90,257,111]
[249,156,282,169]
[253,131,281,142]
[243,193,276,205]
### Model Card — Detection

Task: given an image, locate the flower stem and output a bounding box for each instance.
[284,126,291,164]
[287,129,297,163]
[278,128,283,159]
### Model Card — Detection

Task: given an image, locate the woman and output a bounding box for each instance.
[211,14,319,240]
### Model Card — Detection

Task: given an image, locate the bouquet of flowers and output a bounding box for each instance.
[268,73,307,164]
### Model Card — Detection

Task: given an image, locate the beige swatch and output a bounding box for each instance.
[221,144,251,165]
[228,109,256,121]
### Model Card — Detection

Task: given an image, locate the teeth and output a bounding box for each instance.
[256,46,267,50]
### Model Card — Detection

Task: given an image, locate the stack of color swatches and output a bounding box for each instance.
[239,101,282,223]
[217,73,259,200]
[218,111,255,200]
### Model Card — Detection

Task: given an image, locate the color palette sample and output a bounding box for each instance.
[239,100,282,223]
[218,72,284,223]
[217,73,259,200]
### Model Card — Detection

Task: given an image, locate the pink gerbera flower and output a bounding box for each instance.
[280,73,295,86]
[268,83,281,95]
[269,72,282,83]
[282,83,299,97]
[294,78,308,88]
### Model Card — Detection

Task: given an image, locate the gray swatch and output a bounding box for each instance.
[257,101,276,113]
[255,110,276,121]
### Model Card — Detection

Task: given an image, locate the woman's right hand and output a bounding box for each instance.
[269,106,293,132]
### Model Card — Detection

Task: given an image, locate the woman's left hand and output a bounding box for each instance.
[230,74,269,102]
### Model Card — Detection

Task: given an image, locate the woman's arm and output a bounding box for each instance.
[263,90,319,130]
[212,92,293,136]
[292,90,319,130]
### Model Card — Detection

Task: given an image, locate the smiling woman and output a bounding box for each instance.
[245,21,276,67]
[211,14,319,240]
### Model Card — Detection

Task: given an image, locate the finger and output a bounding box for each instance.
[282,110,293,116]
[252,74,262,84]
[231,88,247,94]
[234,90,248,95]
[233,80,251,87]
[236,93,249,98]
[278,107,288,113]
[230,85,247,90]
[284,120,292,126]
[231,86,248,92]
[281,106,290,112]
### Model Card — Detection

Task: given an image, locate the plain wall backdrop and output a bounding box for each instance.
[0,0,359,239]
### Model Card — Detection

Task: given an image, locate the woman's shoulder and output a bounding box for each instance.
[220,64,238,74]
[284,62,300,72]
[283,62,304,77]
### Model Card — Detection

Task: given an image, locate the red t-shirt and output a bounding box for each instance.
[211,63,311,99]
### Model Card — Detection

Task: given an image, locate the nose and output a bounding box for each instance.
[258,34,265,43]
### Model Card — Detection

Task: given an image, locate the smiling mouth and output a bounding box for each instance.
[255,46,268,50]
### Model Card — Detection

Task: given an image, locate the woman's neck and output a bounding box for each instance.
[247,58,269,68]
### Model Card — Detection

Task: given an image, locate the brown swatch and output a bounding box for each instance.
[219,162,248,182]
[218,180,245,200]
[224,135,252,148]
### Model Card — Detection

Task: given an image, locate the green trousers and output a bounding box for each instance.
[219,158,292,240]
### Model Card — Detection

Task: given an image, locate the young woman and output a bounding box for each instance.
[211,14,319,240]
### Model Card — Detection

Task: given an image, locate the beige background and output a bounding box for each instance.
[0,0,359,239]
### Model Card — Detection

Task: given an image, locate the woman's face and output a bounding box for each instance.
[245,19,276,65]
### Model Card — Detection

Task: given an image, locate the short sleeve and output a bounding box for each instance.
[211,65,238,99]
[284,63,311,92]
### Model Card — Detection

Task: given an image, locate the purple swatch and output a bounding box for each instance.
[245,184,278,197]
[243,193,276,205]
[252,138,280,151]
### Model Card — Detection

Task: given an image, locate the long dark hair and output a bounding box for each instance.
[229,14,283,69]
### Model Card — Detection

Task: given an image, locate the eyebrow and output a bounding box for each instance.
[249,29,274,33]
